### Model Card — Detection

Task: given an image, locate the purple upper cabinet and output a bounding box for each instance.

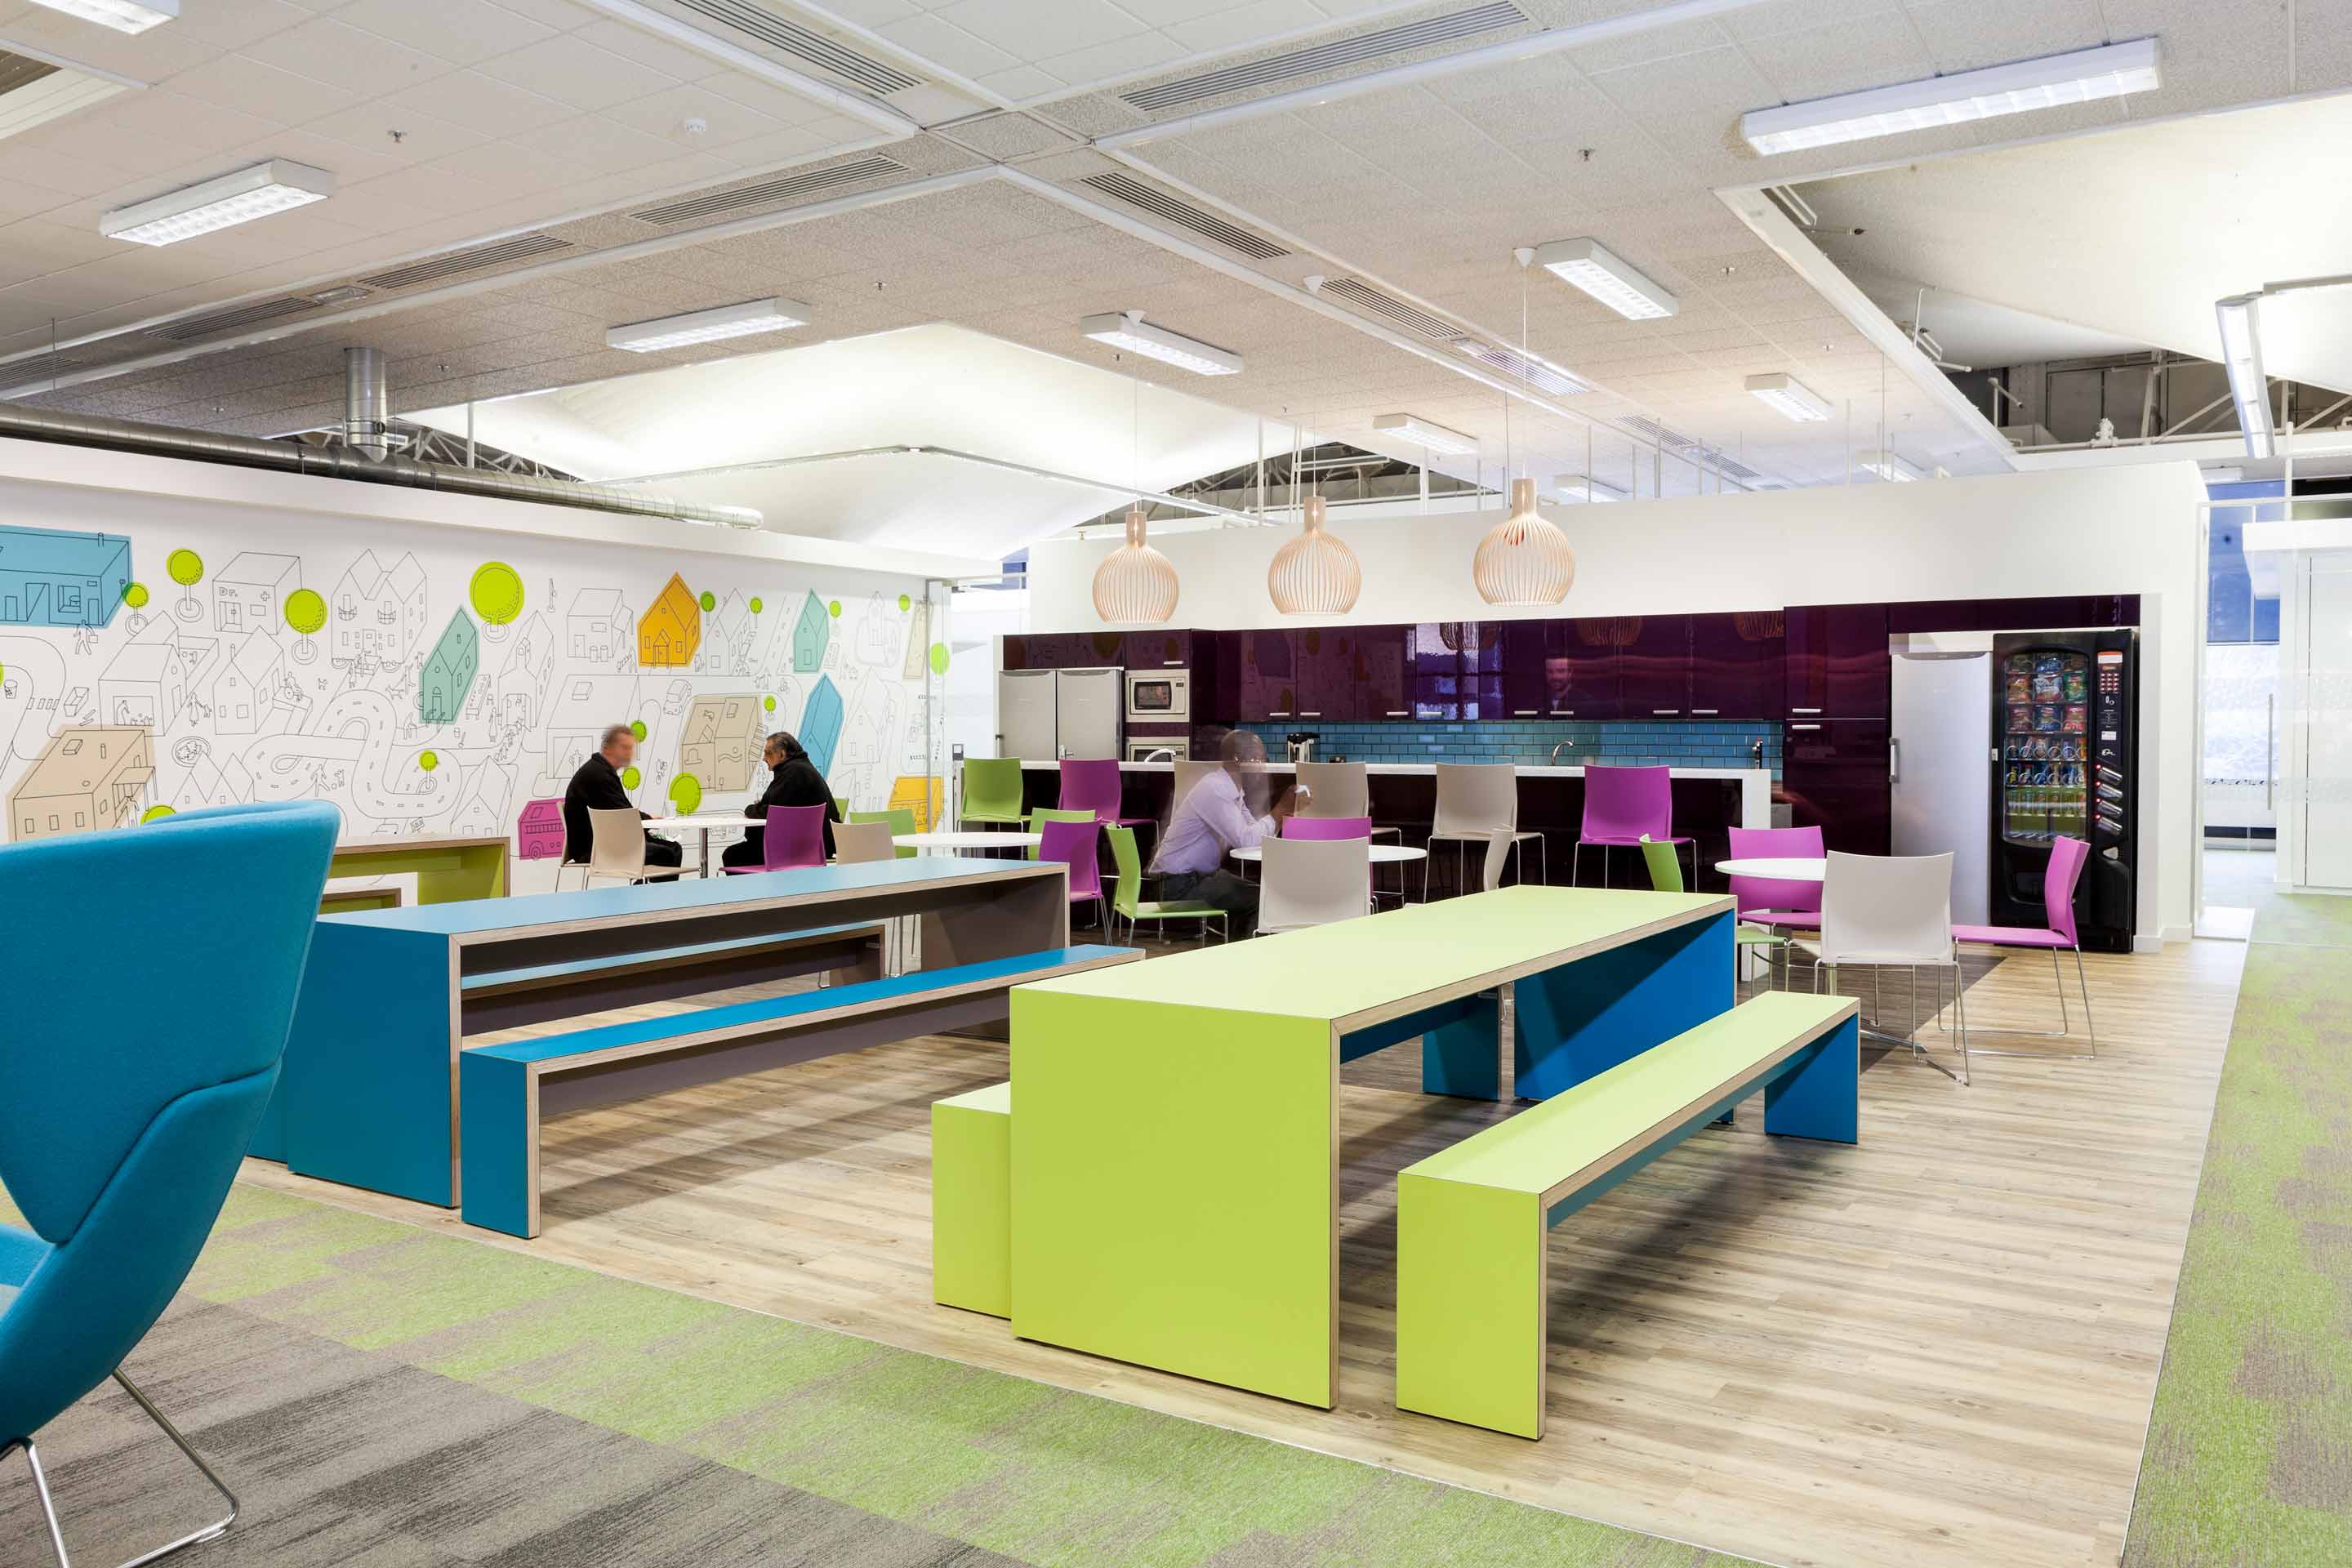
[1409,621,1504,720]
[1289,625,1356,721]
[1236,628,1298,721]
[1358,624,1410,721]
[1688,610,1784,719]
[1499,621,1552,718]
[1548,618,1622,719]
[1124,627,1194,668]
[1615,615,1695,718]
[1781,717,1891,855]
[1784,603,1890,719]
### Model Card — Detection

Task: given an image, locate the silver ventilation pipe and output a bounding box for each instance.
[342,346,392,461]
[0,403,764,529]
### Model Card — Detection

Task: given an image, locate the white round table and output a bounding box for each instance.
[894,831,1043,855]
[1228,844,1428,864]
[641,813,754,876]
[1714,857,1826,881]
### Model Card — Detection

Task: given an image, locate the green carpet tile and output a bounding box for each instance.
[2123,885,2352,1566]
[2,1185,1749,1568]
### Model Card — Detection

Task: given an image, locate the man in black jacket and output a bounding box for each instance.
[562,724,683,880]
[723,730,841,869]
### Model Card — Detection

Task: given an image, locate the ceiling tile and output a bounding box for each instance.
[239,17,452,96]
[161,52,354,125]
[928,0,1150,60]
[380,69,578,137]
[474,33,684,111]
[334,0,559,65]
[876,14,1025,78]
[305,101,487,164]
[598,81,786,146]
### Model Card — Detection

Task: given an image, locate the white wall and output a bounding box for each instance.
[1028,464,2207,942]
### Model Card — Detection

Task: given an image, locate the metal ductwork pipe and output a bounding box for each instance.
[0,403,764,529]
[343,346,391,461]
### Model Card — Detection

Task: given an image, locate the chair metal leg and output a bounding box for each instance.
[1570,841,1581,888]
[12,1370,244,1568]
[2051,947,2070,1036]
[10,1441,73,1567]
[2075,946,2096,1058]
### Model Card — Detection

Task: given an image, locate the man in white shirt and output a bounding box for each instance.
[1152,730,1298,935]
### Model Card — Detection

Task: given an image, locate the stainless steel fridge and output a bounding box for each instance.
[1054,666,1125,759]
[996,667,1057,760]
[1890,649,1992,925]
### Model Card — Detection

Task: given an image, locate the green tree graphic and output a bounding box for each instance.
[669,772,703,814]
[469,562,525,627]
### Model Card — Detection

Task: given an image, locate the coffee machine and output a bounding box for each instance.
[1285,731,1320,763]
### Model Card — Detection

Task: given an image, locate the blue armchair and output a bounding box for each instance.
[1,800,336,1567]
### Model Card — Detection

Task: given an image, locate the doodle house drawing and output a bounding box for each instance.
[0,525,131,628]
[637,574,700,667]
[515,798,565,860]
[98,621,189,730]
[214,552,298,635]
[332,550,425,666]
[681,693,764,792]
[214,632,283,737]
[567,588,632,663]
[421,609,480,724]
[9,726,154,842]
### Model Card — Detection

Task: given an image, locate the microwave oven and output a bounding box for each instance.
[1127,737,1189,762]
[1125,668,1190,723]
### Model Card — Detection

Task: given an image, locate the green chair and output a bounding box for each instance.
[832,795,849,820]
[960,758,1027,831]
[849,806,918,859]
[1640,837,1786,989]
[1103,826,1227,945]
[1025,808,1094,861]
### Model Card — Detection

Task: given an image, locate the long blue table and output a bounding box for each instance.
[264,857,1069,1207]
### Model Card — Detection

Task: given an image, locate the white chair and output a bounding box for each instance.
[585,806,662,888]
[1258,835,1373,935]
[1296,761,1405,901]
[1795,850,1969,1084]
[1423,763,1544,901]
[829,819,902,973]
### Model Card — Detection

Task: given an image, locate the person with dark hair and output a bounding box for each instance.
[724,730,843,869]
[562,722,683,879]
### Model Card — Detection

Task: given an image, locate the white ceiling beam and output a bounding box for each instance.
[568,0,920,136]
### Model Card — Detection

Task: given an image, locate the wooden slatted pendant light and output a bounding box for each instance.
[1268,493,1361,617]
[1476,248,1577,607]
[1092,502,1178,624]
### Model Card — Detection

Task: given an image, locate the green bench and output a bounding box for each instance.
[461,945,1137,1239]
[1396,991,1861,1438]
[933,1082,1012,1317]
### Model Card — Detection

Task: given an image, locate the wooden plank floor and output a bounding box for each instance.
[243,932,2244,1568]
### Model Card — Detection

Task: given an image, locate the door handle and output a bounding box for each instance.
[2265,693,2274,810]
[1889,736,1900,783]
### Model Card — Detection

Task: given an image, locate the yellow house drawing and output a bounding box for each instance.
[637,573,701,667]
[9,726,154,842]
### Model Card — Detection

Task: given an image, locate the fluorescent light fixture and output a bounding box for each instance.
[1080,310,1241,376]
[101,160,335,246]
[1552,473,1626,503]
[1373,412,1477,455]
[606,297,813,353]
[1860,450,1925,483]
[1746,372,1831,422]
[27,0,177,33]
[1532,238,1677,321]
[2215,293,2274,460]
[1743,38,2160,155]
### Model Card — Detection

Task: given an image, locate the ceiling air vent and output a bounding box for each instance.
[672,0,920,95]
[359,234,572,292]
[1124,2,1524,114]
[631,154,904,225]
[1080,173,1288,260]
[1319,278,1455,341]
[148,295,325,341]
[1618,414,1764,482]
[2,350,91,383]
[1455,337,1588,397]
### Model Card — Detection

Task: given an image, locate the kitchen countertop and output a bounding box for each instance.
[1019,760,1768,783]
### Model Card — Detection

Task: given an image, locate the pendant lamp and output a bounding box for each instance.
[1091,502,1178,624]
[1268,494,1361,617]
[1474,477,1577,606]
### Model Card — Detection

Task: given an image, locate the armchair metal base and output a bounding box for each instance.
[7,1369,238,1568]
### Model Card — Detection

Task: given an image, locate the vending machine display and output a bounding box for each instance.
[1989,631,2137,952]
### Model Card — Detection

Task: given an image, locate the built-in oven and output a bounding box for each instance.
[1127,737,1189,762]
[1125,668,1191,724]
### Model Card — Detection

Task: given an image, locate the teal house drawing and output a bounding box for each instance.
[792,590,829,672]
[0,526,131,628]
[800,675,844,773]
[421,609,480,723]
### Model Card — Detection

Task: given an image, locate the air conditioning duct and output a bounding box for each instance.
[343,345,393,460]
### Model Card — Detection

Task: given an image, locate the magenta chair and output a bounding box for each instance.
[1058,758,1149,827]
[1282,814,1388,905]
[724,803,828,873]
[1726,825,1824,931]
[1952,834,2096,1058]
[1575,764,1691,889]
[1039,817,1109,933]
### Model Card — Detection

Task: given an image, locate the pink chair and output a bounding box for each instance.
[1727,825,1824,931]
[1951,834,2096,1057]
[1575,765,1691,889]
[1039,816,1109,932]
[1058,758,1149,827]
[724,803,827,873]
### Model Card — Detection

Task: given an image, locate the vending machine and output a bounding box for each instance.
[1989,630,2137,951]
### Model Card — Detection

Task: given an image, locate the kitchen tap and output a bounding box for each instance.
[1548,740,1576,766]
[1750,737,1766,768]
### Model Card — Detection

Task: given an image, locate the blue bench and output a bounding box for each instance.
[458,924,883,1032]
[459,943,1139,1237]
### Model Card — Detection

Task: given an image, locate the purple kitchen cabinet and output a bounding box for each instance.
[1780,717,1891,856]
[1687,610,1784,719]
[1784,603,1890,719]
[1358,624,1410,721]
[1548,618,1623,719]
[1236,628,1300,721]
[1615,615,1694,719]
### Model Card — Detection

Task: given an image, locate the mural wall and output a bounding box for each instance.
[0,517,949,853]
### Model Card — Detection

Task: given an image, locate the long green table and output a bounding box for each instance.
[1009,885,1734,1408]
[329,832,510,904]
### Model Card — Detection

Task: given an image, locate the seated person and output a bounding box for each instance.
[563,724,682,880]
[723,729,842,869]
[1150,731,1297,935]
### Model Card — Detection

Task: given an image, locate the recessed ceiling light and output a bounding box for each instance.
[1860,450,1925,483]
[606,297,813,352]
[1531,238,1678,321]
[1373,413,1477,455]
[1552,473,1627,503]
[2215,294,2273,460]
[1742,38,2161,156]
[1080,310,1241,376]
[28,0,176,33]
[1746,372,1831,422]
[101,160,336,246]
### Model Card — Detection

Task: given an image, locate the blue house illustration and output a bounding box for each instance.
[792,590,829,673]
[800,675,844,774]
[0,526,131,628]
[420,609,480,724]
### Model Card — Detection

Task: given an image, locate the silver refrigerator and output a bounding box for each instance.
[996,667,1057,760]
[1054,666,1125,759]
[1890,649,1992,925]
